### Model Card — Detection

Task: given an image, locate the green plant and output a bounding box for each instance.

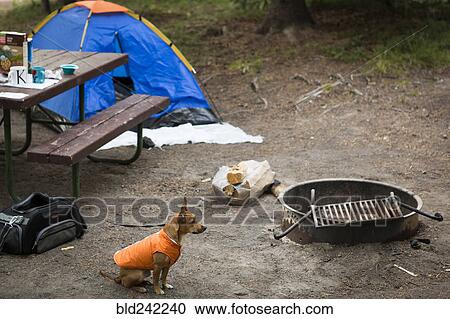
[229,57,263,74]
[321,18,450,75]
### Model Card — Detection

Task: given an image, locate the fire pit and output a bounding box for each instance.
[276,178,443,244]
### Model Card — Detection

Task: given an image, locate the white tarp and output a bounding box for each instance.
[99,122,263,150]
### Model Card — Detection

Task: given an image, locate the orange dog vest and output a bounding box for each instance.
[114,230,181,270]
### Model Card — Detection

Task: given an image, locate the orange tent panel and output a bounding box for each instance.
[75,1,128,13]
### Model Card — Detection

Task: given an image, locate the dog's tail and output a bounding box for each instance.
[99,270,120,283]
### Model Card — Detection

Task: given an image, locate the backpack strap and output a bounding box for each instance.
[0,213,28,225]
[0,223,13,253]
[0,216,23,252]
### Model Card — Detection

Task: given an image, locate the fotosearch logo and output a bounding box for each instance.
[71,196,284,227]
[65,194,399,228]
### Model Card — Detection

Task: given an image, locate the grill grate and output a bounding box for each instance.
[312,197,404,228]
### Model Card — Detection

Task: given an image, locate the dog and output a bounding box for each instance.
[101,197,206,295]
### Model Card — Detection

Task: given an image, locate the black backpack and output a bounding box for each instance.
[0,193,86,254]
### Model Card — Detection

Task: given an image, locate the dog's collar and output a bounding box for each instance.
[161,229,181,247]
[167,234,180,246]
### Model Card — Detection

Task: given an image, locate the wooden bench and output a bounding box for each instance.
[27,94,169,197]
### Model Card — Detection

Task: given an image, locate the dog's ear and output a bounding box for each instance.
[177,197,188,225]
[181,197,188,214]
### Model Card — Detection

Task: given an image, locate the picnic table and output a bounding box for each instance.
[0,50,169,203]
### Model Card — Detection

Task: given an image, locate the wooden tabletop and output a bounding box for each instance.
[0,50,128,110]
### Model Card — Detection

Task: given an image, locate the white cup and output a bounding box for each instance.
[8,66,28,85]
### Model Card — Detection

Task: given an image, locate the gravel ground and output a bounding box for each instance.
[0,16,449,298]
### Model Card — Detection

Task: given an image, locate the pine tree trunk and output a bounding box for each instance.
[41,0,51,13]
[60,0,77,5]
[258,0,314,34]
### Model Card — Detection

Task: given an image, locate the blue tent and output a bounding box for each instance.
[32,0,218,127]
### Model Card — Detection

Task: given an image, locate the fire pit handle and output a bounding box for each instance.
[399,202,443,221]
[274,188,316,240]
[274,209,312,240]
[389,193,444,222]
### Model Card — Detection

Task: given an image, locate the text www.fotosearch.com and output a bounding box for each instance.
[195,303,334,315]
[116,302,334,316]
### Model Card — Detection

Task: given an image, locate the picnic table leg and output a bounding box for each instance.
[72,163,80,198]
[0,108,32,156]
[2,109,20,202]
[87,123,143,165]
[70,84,85,198]
[79,84,85,122]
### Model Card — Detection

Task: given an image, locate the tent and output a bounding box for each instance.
[32,0,219,127]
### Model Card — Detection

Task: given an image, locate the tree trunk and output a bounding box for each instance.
[41,0,51,13]
[258,0,314,34]
[60,0,77,5]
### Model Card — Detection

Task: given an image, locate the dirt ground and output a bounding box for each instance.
[0,13,449,298]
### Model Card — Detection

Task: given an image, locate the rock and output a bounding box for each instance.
[143,137,155,149]
[410,239,421,249]
[417,238,431,244]
[234,291,248,296]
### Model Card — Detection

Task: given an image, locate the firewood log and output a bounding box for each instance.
[226,162,247,185]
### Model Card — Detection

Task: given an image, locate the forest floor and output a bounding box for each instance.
[0,1,449,298]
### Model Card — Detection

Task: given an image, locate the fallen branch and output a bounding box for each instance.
[258,96,268,108]
[349,86,363,96]
[251,77,259,92]
[394,264,418,277]
[294,80,342,110]
[291,73,310,84]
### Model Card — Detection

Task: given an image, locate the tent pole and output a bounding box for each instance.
[79,10,93,51]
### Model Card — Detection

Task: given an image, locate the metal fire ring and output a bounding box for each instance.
[278,178,425,244]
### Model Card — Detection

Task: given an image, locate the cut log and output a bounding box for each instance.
[223,184,237,197]
[223,183,250,198]
[212,160,275,205]
[227,162,247,185]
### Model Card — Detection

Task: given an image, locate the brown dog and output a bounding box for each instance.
[101,198,206,295]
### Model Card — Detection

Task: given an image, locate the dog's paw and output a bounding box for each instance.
[154,288,165,295]
[132,287,148,294]
[163,283,174,289]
